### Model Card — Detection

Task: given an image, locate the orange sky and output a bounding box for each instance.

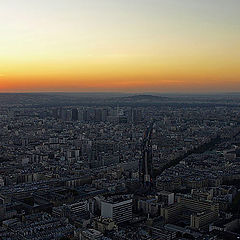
[0,0,240,93]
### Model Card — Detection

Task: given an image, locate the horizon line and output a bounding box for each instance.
[0,91,240,95]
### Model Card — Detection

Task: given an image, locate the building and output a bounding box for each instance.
[157,191,174,205]
[69,201,89,215]
[93,217,117,233]
[79,229,103,240]
[150,227,177,240]
[53,201,89,218]
[72,108,78,121]
[191,211,218,230]
[101,196,132,223]
[160,202,183,223]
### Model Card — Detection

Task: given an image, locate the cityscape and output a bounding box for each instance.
[0,93,240,239]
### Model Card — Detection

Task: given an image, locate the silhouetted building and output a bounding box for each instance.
[72,108,78,121]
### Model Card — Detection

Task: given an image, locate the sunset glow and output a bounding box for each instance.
[0,0,240,92]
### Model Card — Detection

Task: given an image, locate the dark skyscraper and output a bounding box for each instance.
[94,109,102,122]
[72,108,78,121]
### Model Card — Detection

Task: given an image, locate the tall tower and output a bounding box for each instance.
[139,123,153,189]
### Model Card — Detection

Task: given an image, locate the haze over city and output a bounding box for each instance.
[0,0,240,93]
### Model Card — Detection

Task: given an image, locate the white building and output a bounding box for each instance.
[101,196,132,223]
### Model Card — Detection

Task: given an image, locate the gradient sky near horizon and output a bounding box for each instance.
[0,0,240,93]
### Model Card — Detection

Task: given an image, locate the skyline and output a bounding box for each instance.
[0,0,240,93]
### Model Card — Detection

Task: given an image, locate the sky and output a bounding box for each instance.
[0,0,240,93]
